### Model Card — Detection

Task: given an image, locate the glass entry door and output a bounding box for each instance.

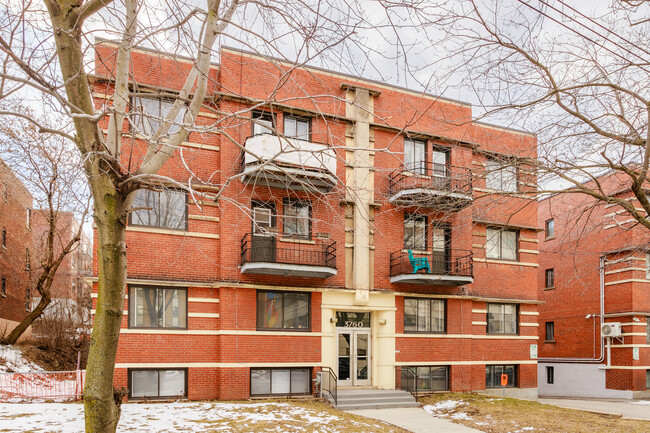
[337,329,371,386]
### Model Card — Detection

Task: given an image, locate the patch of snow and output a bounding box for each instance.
[0,345,43,373]
[0,401,377,433]
[450,412,473,420]
[423,400,466,413]
[630,400,650,405]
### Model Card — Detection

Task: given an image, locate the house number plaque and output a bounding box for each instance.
[336,312,371,328]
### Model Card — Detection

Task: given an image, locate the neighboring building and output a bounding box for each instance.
[31,210,92,324]
[538,172,650,399]
[0,158,33,337]
[92,41,539,401]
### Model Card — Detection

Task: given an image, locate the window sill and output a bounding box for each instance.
[544,286,556,291]
[256,328,312,333]
[544,340,556,343]
[544,236,555,241]
[278,237,315,245]
[486,333,519,336]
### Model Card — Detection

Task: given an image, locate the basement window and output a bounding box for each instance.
[546,366,554,384]
[486,364,517,388]
[250,368,311,396]
[129,369,187,399]
[400,366,449,392]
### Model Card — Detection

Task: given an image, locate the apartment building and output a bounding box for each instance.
[92,41,540,401]
[0,158,33,336]
[538,172,650,398]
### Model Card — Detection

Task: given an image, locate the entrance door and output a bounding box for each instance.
[431,224,451,275]
[337,329,371,386]
[251,204,276,262]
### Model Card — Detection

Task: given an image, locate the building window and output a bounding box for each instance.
[545,219,554,239]
[1,228,5,249]
[1,181,7,202]
[283,115,310,140]
[25,288,30,311]
[545,269,555,288]
[132,97,186,136]
[404,214,427,251]
[252,111,274,136]
[129,286,188,329]
[647,370,650,390]
[487,303,518,334]
[486,228,518,260]
[486,158,517,192]
[400,366,449,392]
[250,368,311,396]
[646,254,650,280]
[25,248,30,271]
[404,138,426,175]
[546,366,554,384]
[404,298,446,333]
[26,208,31,230]
[283,199,311,239]
[545,321,555,341]
[130,189,188,230]
[256,291,310,330]
[486,364,516,388]
[129,369,187,399]
[647,318,649,344]
[1,277,5,297]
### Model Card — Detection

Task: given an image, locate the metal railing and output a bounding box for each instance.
[389,163,473,197]
[0,370,85,401]
[397,366,419,399]
[241,233,336,269]
[320,366,338,405]
[389,249,473,278]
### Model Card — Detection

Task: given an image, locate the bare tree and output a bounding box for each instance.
[0,106,90,345]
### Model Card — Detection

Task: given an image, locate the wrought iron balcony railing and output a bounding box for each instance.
[241,232,336,270]
[389,249,473,282]
[388,163,473,206]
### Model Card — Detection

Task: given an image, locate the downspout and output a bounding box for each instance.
[538,256,605,364]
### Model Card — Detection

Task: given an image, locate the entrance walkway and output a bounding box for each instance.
[346,407,483,433]
[538,398,650,421]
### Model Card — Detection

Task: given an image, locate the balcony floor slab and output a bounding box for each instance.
[390,273,474,286]
[241,262,337,278]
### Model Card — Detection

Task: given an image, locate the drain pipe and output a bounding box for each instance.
[538,256,605,364]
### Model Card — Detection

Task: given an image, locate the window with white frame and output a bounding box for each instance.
[283,199,310,239]
[486,158,517,192]
[487,303,518,334]
[404,138,426,175]
[646,253,650,279]
[129,286,187,329]
[404,214,427,251]
[545,269,555,288]
[130,189,187,230]
[252,111,274,136]
[545,219,554,239]
[404,298,446,333]
[132,97,186,136]
[130,369,186,399]
[283,115,310,140]
[486,228,518,260]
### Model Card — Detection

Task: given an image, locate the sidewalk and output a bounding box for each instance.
[346,407,483,433]
[538,398,650,421]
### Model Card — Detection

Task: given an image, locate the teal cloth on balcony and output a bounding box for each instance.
[407,250,430,273]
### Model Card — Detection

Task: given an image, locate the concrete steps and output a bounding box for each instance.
[325,389,420,410]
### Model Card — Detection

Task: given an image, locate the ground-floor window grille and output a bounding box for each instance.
[250,368,311,396]
[129,369,187,399]
[400,366,449,392]
[485,364,517,388]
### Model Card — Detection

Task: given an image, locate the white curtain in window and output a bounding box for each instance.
[159,370,185,397]
[271,370,291,394]
[131,370,158,397]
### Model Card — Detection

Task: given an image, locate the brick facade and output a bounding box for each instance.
[538,172,650,398]
[0,158,33,332]
[92,42,539,400]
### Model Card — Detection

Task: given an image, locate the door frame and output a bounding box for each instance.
[336,327,371,387]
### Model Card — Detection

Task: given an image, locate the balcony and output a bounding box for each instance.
[241,134,337,193]
[240,233,337,278]
[388,163,473,210]
[389,249,473,286]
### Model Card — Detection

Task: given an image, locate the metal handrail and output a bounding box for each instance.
[389,249,473,278]
[241,232,336,269]
[398,366,418,399]
[389,163,473,196]
[320,366,337,405]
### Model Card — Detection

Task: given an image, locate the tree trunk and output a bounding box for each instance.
[1,295,51,345]
[83,179,128,433]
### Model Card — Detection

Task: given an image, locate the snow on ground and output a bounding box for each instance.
[0,401,373,433]
[0,345,42,373]
[630,400,650,405]
[424,399,536,433]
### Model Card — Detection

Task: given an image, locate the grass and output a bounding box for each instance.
[419,393,650,433]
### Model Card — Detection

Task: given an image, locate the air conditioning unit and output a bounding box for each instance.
[601,322,622,338]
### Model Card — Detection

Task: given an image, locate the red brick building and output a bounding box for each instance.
[92,41,540,401]
[0,158,33,337]
[538,172,650,398]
